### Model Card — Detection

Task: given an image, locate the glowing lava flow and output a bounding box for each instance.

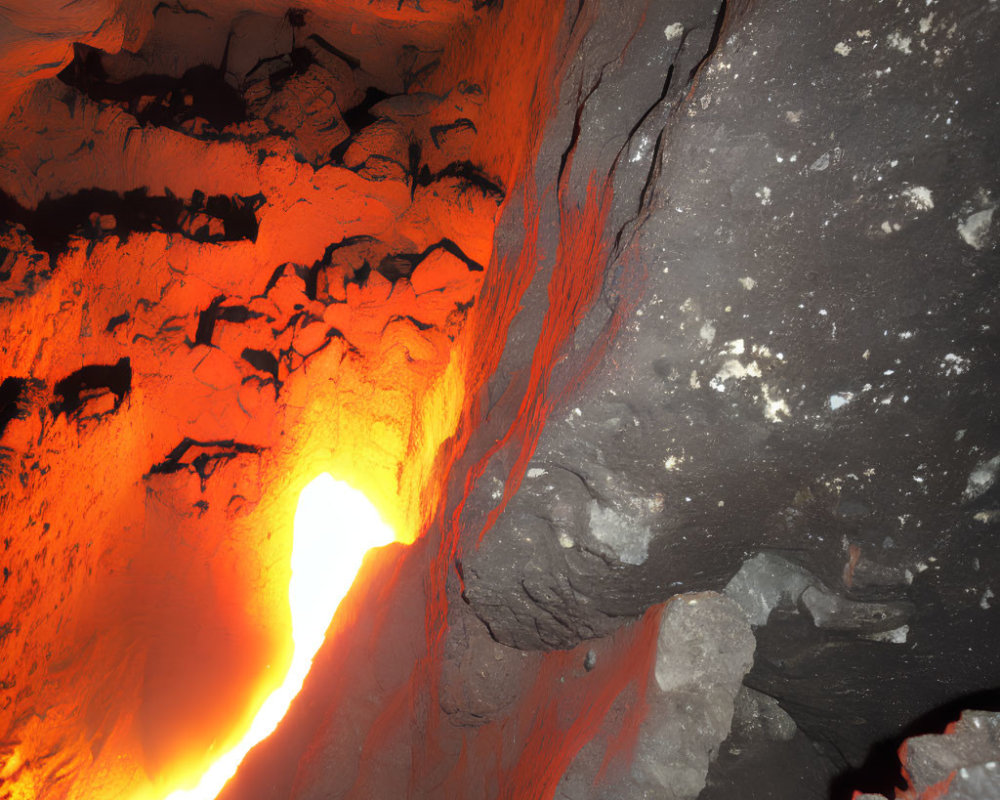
[162,474,397,800]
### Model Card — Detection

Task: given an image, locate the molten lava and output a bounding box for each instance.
[163,474,396,800]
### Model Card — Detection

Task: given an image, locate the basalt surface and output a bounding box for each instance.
[452,0,1000,794]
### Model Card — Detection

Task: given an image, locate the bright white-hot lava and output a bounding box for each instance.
[162,474,397,800]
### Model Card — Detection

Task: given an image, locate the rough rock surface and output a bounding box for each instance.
[555,592,755,800]
[857,710,1000,800]
[462,0,999,654]
[451,0,999,787]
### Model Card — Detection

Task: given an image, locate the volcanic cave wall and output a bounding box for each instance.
[445,0,1000,796]
[1,0,999,799]
[0,0,573,796]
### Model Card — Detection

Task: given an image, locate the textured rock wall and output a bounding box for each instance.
[460,0,1000,654]
[439,0,999,795]
[556,593,756,800]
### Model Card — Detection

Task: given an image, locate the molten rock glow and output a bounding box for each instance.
[163,474,396,800]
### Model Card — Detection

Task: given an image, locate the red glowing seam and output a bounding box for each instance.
[412,4,640,796]
[918,771,957,800]
[432,0,605,566]
[493,607,664,798]
[896,738,959,800]
[416,0,575,766]
[474,173,614,548]
[592,605,663,786]
[843,543,862,589]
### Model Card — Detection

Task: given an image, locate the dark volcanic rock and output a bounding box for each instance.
[459,0,734,650]
[462,0,999,650]
[555,592,755,800]
[699,683,840,800]
[455,0,1000,788]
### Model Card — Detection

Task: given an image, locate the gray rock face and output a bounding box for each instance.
[555,592,755,800]
[458,0,731,651]
[731,686,797,744]
[640,594,756,796]
[451,0,1000,789]
[723,553,816,627]
[462,0,999,653]
[906,711,1000,799]
[461,2,1000,768]
[724,551,914,636]
[855,710,1000,800]
[438,600,535,727]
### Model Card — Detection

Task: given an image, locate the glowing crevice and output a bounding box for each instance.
[161,474,397,800]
